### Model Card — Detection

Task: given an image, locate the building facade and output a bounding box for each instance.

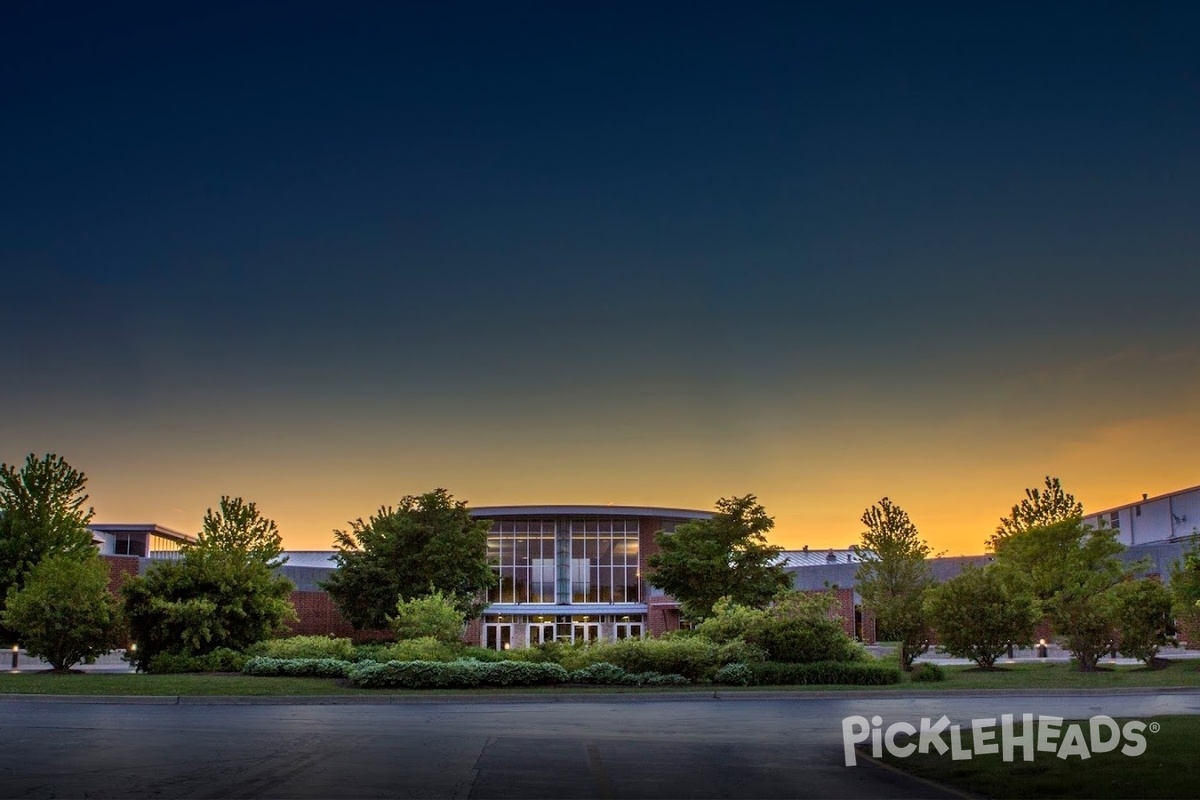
[1083,484,1200,546]
[466,505,711,649]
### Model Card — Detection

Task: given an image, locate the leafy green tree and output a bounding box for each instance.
[190,496,286,566]
[991,475,1083,549]
[1169,545,1200,639]
[925,565,1037,669]
[0,454,97,638]
[121,498,295,671]
[322,489,495,629]
[389,589,465,643]
[122,553,296,671]
[3,554,119,671]
[992,517,1126,671]
[1112,578,1175,665]
[855,497,934,670]
[647,495,790,621]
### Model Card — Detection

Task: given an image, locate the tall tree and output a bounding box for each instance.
[647,494,790,621]
[322,489,495,630]
[991,518,1127,670]
[121,497,295,671]
[190,496,286,566]
[855,497,934,670]
[991,476,1083,549]
[0,454,97,640]
[1170,545,1200,638]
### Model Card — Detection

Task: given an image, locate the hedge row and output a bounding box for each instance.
[347,659,571,688]
[713,661,901,686]
[242,657,352,678]
[568,662,690,686]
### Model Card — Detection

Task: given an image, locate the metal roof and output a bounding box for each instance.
[469,505,711,519]
[280,551,339,569]
[777,549,864,568]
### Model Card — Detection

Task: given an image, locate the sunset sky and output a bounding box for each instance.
[2,2,1197,554]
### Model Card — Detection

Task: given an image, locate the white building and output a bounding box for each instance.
[1083,484,1200,546]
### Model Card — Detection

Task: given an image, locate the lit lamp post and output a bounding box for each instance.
[1037,638,1048,658]
[10,644,18,671]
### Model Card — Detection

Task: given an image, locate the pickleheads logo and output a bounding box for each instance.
[842,714,1156,767]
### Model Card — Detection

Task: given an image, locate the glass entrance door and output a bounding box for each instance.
[527,622,555,646]
[484,623,512,651]
[615,622,643,640]
[572,622,601,644]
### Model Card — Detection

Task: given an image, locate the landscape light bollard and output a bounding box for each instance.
[1037,639,1048,658]
[11,645,18,670]
[1007,641,1014,659]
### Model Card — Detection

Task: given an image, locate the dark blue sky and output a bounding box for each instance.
[2,1,1198,548]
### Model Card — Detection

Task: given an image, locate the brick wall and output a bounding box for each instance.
[286,591,392,641]
[101,555,141,595]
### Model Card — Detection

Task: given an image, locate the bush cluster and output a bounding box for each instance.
[712,661,900,686]
[347,659,570,689]
[242,656,352,678]
[567,662,690,686]
[376,637,461,663]
[696,593,868,664]
[910,662,946,682]
[558,636,723,681]
[149,647,249,674]
[254,636,355,661]
[711,662,754,686]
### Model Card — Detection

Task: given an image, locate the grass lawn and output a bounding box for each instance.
[2,659,1200,696]
[877,715,1200,798]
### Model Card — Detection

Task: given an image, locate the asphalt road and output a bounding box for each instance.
[1,692,1197,799]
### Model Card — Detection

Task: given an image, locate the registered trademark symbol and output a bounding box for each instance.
[1149,722,1161,734]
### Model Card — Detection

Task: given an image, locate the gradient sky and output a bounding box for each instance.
[2,2,1198,554]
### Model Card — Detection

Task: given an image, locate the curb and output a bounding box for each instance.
[1,686,1198,705]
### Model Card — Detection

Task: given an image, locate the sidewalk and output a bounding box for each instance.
[6,649,136,673]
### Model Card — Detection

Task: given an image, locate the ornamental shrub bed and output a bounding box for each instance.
[242,657,352,678]
[558,636,722,681]
[910,662,946,682]
[347,659,570,689]
[254,636,356,661]
[714,661,901,686]
[568,662,690,686]
[147,647,249,674]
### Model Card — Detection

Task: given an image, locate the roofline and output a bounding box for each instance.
[88,523,197,543]
[1085,483,1200,518]
[469,505,712,519]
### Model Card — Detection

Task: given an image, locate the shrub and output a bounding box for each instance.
[388,590,466,643]
[696,592,866,664]
[379,636,461,662]
[712,663,754,686]
[349,643,391,662]
[559,636,719,681]
[258,635,355,661]
[747,661,900,686]
[630,671,690,686]
[150,647,250,674]
[924,565,1037,669]
[910,662,946,682]
[569,662,629,685]
[347,659,569,689]
[242,657,352,678]
[2,555,119,671]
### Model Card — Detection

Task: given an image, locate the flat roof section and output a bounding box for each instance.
[88,523,196,543]
[469,505,712,519]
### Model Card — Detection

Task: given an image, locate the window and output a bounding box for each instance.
[569,519,640,603]
[113,533,146,557]
[1110,512,1121,529]
[486,520,556,604]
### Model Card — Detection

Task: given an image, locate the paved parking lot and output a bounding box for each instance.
[1,692,1196,798]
